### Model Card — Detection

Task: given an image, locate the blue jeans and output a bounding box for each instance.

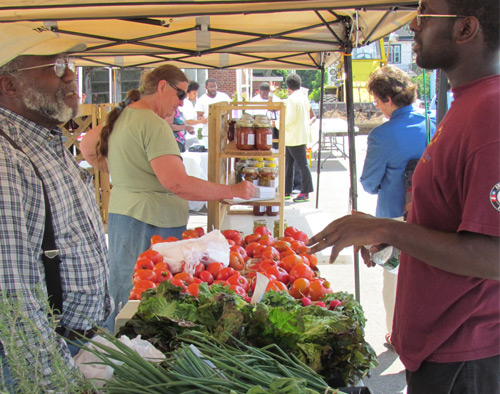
[406,354,500,394]
[106,213,186,333]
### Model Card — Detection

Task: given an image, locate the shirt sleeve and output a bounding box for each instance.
[360,131,389,195]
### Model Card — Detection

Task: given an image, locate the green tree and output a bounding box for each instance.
[411,68,432,103]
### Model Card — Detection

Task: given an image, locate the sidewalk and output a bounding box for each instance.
[188,134,407,394]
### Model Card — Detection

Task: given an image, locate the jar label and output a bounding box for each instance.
[247,134,255,145]
[266,134,273,145]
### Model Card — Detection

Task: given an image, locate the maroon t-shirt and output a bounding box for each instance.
[392,75,500,371]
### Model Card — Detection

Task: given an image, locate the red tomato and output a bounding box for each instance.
[308,279,333,301]
[228,285,247,297]
[245,271,257,280]
[278,254,303,273]
[133,279,156,290]
[222,229,243,245]
[129,287,144,300]
[212,279,230,287]
[284,226,299,238]
[245,242,261,258]
[193,277,203,284]
[258,235,275,246]
[254,226,272,237]
[304,252,318,268]
[230,245,248,262]
[272,240,292,253]
[135,258,154,271]
[171,278,187,290]
[279,236,296,243]
[133,269,157,284]
[244,233,261,245]
[229,251,245,271]
[194,227,205,237]
[290,278,311,299]
[199,270,214,285]
[164,236,179,242]
[206,262,224,277]
[192,262,205,277]
[279,249,296,260]
[153,263,173,283]
[139,249,164,265]
[265,280,288,293]
[292,230,309,243]
[227,273,249,292]
[260,246,280,261]
[150,235,163,246]
[252,244,267,258]
[264,265,289,285]
[182,229,200,239]
[227,239,236,246]
[259,259,278,272]
[290,240,308,254]
[185,283,200,297]
[173,272,195,285]
[217,267,236,281]
[289,262,314,284]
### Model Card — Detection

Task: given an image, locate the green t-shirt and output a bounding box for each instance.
[107,108,189,227]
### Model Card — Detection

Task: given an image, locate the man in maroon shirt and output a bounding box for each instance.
[308,0,499,392]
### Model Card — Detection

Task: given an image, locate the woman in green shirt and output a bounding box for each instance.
[81,65,254,332]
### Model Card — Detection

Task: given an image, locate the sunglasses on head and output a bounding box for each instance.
[168,82,187,100]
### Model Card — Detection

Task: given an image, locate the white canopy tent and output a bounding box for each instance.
[0,0,419,300]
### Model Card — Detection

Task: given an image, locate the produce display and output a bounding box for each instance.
[121,225,378,388]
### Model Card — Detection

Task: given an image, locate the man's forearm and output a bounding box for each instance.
[383,220,500,280]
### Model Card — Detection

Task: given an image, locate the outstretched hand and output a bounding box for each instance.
[230,180,256,200]
[307,211,390,264]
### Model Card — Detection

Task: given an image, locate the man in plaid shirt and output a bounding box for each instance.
[0,24,111,390]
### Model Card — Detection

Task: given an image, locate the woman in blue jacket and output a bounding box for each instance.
[360,65,435,345]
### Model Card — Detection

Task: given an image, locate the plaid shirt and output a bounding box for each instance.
[0,107,110,381]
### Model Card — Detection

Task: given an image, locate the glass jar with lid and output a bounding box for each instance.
[259,167,277,187]
[227,118,237,142]
[236,119,255,150]
[242,167,260,184]
[254,117,272,150]
[234,160,249,183]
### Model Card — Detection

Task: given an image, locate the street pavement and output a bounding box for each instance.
[188,134,407,394]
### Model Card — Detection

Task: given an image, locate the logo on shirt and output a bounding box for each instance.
[490,182,500,212]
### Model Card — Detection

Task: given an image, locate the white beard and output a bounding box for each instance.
[18,79,77,124]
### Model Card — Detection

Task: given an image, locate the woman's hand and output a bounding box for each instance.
[230,181,255,200]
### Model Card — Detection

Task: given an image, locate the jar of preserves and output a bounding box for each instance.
[254,118,273,150]
[253,205,266,216]
[266,206,279,216]
[242,167,259,184]
[253,219,267,232]
[274,219,287,238]
[236,120,255,150]
[227,118,237,142]
[259,167,277,187]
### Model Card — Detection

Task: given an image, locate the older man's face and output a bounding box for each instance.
[13,55,79,126]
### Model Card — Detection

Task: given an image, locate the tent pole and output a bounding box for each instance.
[343,50,361,302]
[315,66,325,209]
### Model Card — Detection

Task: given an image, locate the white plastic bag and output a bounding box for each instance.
[152,229,230,274]
[74,334,165,388]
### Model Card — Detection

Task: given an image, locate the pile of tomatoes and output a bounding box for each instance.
[129,225,339,309]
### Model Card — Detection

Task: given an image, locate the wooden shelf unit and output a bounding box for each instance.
[207,101,286,236]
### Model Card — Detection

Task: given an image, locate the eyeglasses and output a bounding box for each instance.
[416,8,467,27]
[168,82,187,101]
[13,58,76,78]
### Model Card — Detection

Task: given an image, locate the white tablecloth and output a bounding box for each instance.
[182,151,208,211]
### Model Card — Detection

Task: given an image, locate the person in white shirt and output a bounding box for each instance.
[250,82,281,116]
[181,81,203,149]
[284,74,313,203]
[195,78,231,137]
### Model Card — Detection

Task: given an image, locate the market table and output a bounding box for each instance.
[313,118,359,167]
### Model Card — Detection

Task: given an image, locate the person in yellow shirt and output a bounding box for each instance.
[284,74,313,202]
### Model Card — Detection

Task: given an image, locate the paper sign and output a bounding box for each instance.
[250,272,270,304]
